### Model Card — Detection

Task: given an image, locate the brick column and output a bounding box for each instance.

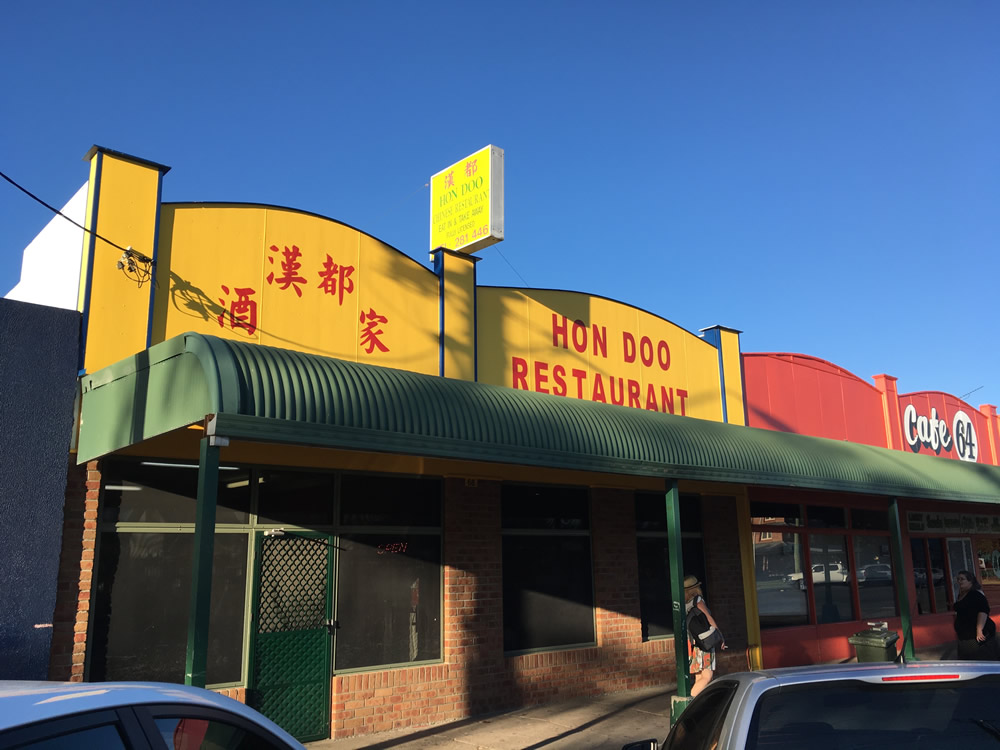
[442,478,507,715]
[49,460,99,681]
[591,487,642,650]
[701,495,748,675]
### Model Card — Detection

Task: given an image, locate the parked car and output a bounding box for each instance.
[860,563,893,583]
[622,661,1000,750]
[0,681,305,749]
[786,562,850,589]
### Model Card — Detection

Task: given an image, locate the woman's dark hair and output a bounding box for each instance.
[957,570,983,590]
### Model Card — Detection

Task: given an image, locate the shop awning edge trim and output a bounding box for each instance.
[76,332,1000,504]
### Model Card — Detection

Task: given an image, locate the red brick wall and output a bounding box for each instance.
[49,460,99,681]
[329,482,681,740]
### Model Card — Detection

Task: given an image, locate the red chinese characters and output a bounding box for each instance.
[464,158,478,177]
[359,308,390,353]
[266,244,307,297]
[217,286,258,335]
[317,254,355,305]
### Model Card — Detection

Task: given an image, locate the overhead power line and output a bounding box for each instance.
[0,167,154,287]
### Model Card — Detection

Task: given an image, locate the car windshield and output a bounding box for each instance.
[748,675,1000,750]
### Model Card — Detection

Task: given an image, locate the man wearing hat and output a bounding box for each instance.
[684,575,726,696]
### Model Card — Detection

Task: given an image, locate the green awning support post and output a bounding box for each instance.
[666,479,691,720]
[185,436,219,687]
[888,496,916,661]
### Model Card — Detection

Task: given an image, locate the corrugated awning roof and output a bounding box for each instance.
[77,332,1000,503]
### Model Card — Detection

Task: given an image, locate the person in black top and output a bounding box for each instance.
[953,570,997,660]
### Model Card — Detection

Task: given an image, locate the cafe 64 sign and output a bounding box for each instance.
[903,405,979,462]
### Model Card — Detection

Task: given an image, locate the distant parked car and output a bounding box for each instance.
[861,563,893,583]
[622,661,1000,750]
[0,681,305,749]
[787,563,850,589]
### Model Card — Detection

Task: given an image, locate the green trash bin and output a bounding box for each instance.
[848,621,899,662]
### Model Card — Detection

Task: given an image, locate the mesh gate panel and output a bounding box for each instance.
[251,535,331,742]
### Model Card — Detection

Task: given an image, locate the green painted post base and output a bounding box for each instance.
[671,695,691,724]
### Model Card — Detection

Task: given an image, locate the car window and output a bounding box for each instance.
[0,709,133,750]
[664,682,737,750]
[154,717,287,750]
[747,675,1000,750]
[7,723,130,750]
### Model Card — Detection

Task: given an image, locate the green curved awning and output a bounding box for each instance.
[78,332,1000,503]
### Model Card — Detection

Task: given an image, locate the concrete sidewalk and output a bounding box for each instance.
[306,641,954,749]
[305,686,673,750]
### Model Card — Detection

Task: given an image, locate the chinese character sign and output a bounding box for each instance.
[430,145,504,254]
[156,205,440,375]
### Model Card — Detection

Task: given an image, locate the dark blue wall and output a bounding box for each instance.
[0,298,80,679]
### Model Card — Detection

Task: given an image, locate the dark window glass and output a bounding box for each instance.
[257,470,334,526]
[747,676,1000,749]
[811,534,855,624]
[101,460,250,524]
[749,502,802,526]
[9,723,128,749]
[502,535,594,651]
[807,506,847,529]
[754,532,808,628]
[664,681,737,750]
[90,532,248,684]
[637,537,705,639]
[928,538,948,611]
[339,475,441,527]
[851,508,889,531]
[334,533,441,669]
[854,536,896,619]
[634,493,702,532]
[912,538,932,615]
[502,484,589,530]
[154,716,278,750]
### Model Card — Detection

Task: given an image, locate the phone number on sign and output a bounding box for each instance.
[454,225,490,247]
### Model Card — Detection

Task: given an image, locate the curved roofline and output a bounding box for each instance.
[479,285,717,351]
[899,390,979,410]
[743,352,878,390]
[161,201,435,278]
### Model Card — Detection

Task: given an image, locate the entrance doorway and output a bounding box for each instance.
[249,531,334,742]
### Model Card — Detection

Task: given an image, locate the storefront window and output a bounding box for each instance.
[807,507,847,529]
[334,533,441,669]
[754,532,808,628]
[101,460,250,525]
[752,500,893,629]
[912,538,950,614]
[811,534,854,623]
[853,536,896,619]
[90,531,248,684]
[634,493,704,639]
[750,502,802,527]
[501,484,594,652]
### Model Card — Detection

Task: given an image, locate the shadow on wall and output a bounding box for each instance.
[0,298,80,679]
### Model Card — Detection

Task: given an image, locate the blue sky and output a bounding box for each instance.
[2,2,997,405]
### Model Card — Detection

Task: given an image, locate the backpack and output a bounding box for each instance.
[686,604,724,651]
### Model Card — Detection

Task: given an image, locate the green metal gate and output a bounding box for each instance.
[249,532,333,743]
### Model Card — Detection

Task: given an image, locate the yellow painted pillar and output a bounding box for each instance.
[79,146,170,374]
[433,248,480,381]
[701,325,746,425]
